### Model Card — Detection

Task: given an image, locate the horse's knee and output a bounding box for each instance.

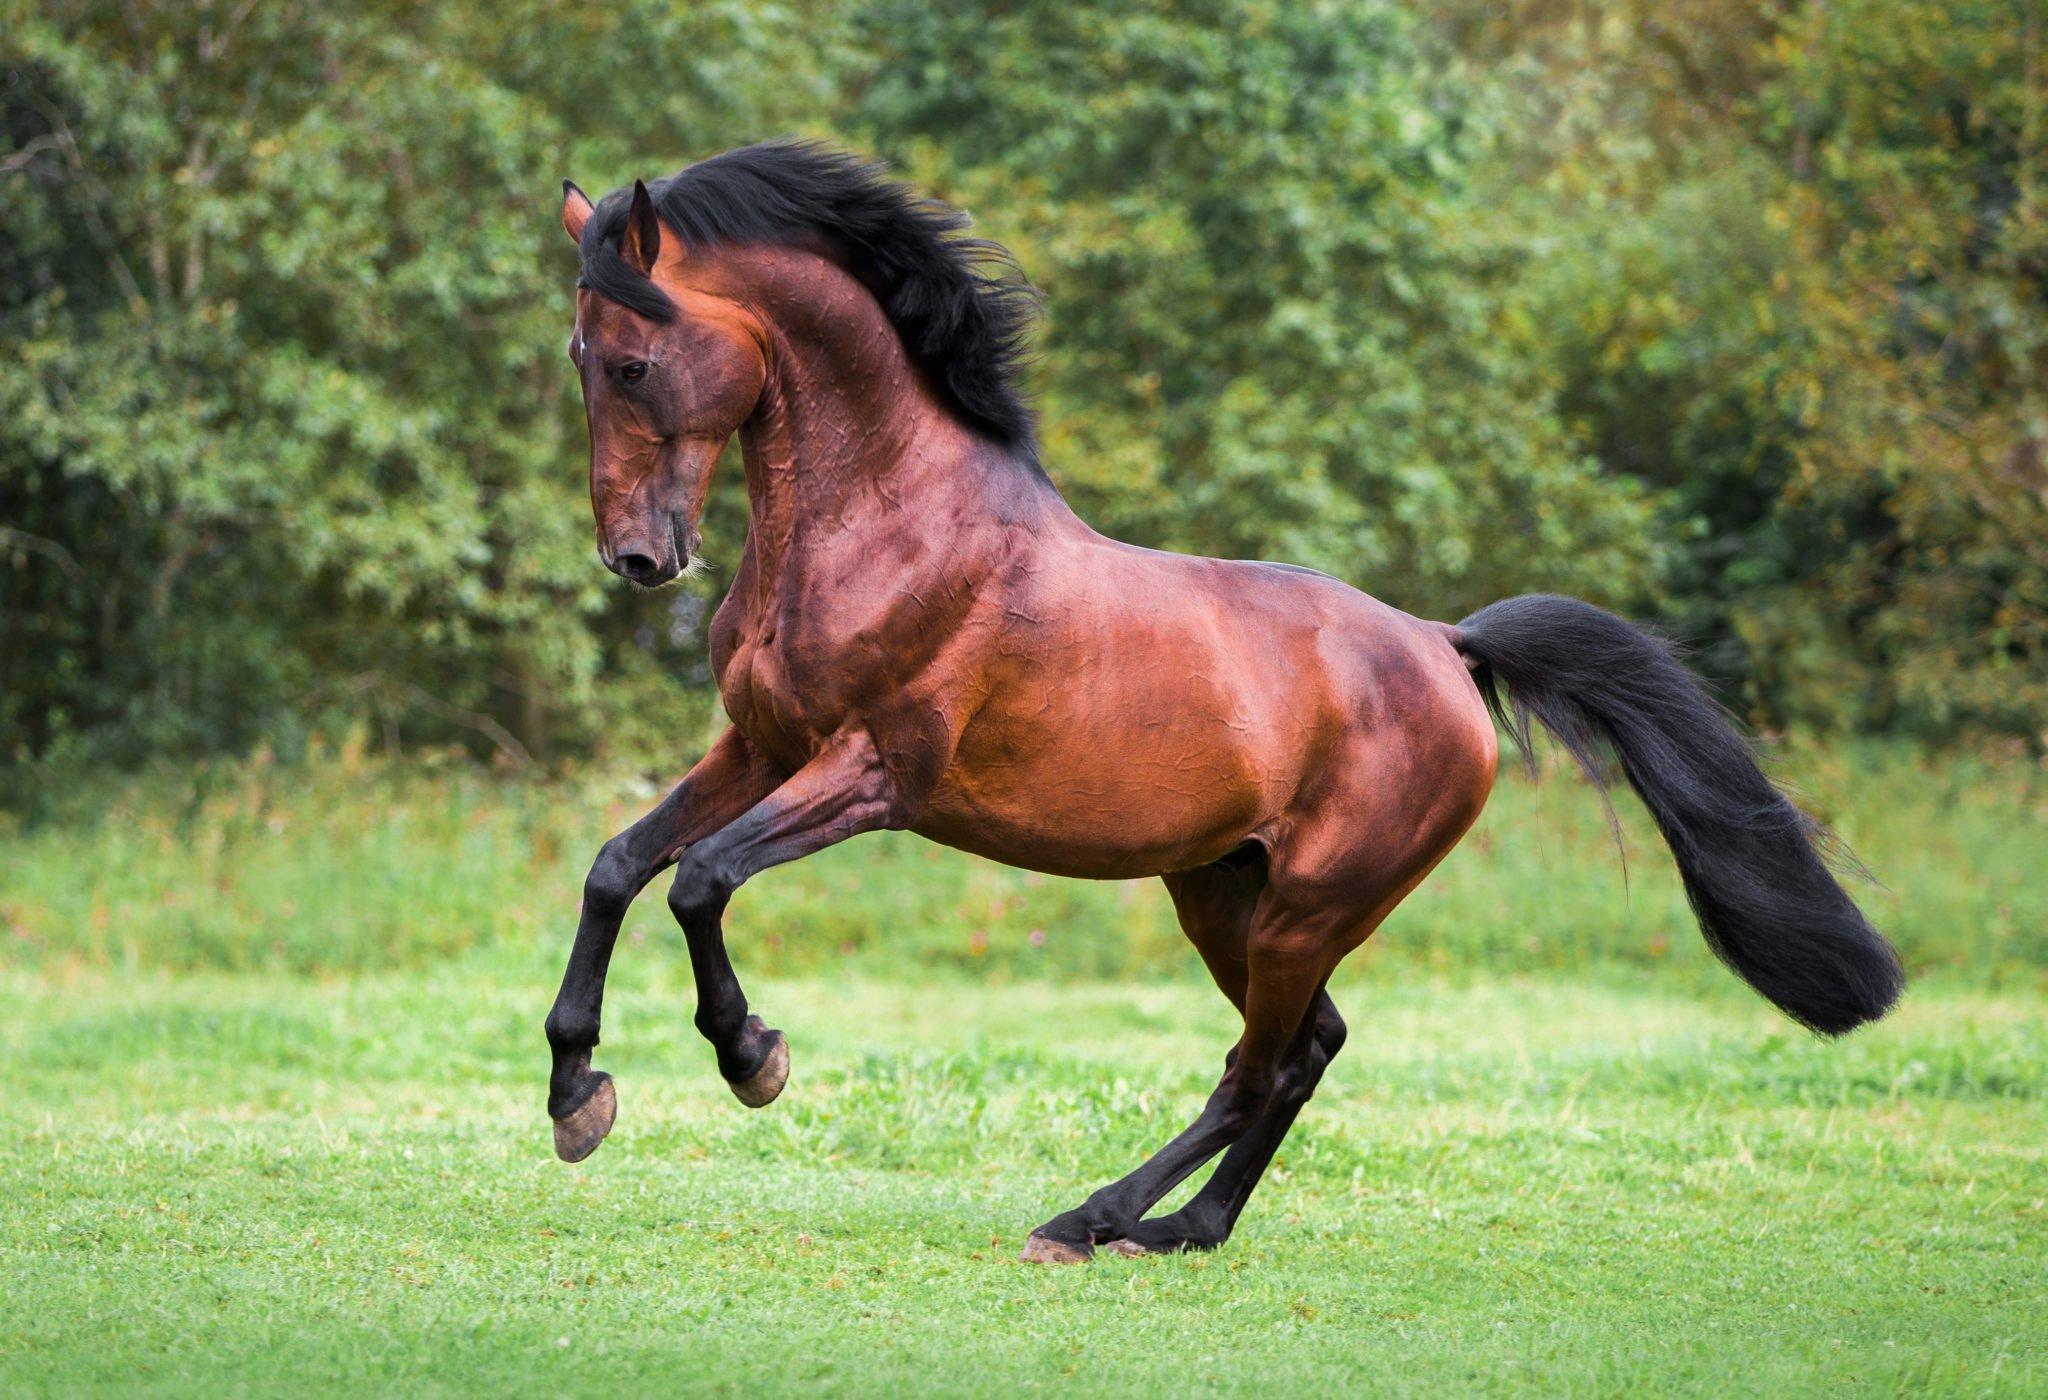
[582,839,639,913]
[667,850,732,929]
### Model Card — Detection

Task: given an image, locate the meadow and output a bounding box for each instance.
[2,744,2043,1396]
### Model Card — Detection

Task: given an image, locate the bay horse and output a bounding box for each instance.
[544,141,1903,1262]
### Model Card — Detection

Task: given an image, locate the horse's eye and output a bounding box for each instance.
[620,361,647,383]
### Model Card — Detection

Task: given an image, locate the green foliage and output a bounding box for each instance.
[1757,0,2048,738]
[1462,0,2047,737]
[0,1,837,771]
[3,0,2043,771]
[4,4,576,764]
[846,0,1656,616]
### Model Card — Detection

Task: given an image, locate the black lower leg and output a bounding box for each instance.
[675,890,783,1088]
[546,829,673,1119]
[543,730,789,1160]
[1115,993,1347,1253]
[660,738,898,1104]
[1027,1071,1265,1257]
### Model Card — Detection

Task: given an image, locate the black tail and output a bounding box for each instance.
[1454,594,1903,1036]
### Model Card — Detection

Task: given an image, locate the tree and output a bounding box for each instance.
[0,0,840,771]
[843,0,1657,619]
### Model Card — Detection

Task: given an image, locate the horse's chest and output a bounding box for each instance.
[713,615,842,770]
[708,553,976,783]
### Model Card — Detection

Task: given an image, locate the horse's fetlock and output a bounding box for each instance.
[1086,1210,1135,1242]
[1177,1202,1230,1246]
[1069,1193,1132,1238]
[545,1008,598,1052]
[693,1004,745,1046]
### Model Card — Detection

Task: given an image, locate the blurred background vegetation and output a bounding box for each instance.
[4,17,2042,1386]
[3,0,2044,783]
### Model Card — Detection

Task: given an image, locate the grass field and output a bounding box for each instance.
[2,747,2044,1395]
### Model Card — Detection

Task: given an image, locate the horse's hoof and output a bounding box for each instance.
[729,1029,789,1108]
[551,1075,616,1163]
[1100,1237,1154,1258]
[1019,1232,1094,1265]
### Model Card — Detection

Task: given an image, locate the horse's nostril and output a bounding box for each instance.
[614,552,660,583]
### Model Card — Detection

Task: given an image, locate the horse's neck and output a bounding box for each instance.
[731,280,1039,594]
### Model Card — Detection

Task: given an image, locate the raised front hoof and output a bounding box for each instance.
[728,1025,789,1108]
[551,1075,617,1163]
[1019,1232,1094,1265]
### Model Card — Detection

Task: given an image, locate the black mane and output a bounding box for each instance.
[577,140,1040,460]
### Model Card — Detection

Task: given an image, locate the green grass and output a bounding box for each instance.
[4,964,2043,1397]
[1,748,2044,1395]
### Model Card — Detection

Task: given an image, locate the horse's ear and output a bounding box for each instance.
[621,179,660,275]
[562,180,594,244]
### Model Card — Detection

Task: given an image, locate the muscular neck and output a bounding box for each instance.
[722,247,1062,586]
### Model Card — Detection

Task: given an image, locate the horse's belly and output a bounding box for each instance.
[911,744,1272,880]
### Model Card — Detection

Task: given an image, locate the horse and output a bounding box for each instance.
[543,140,1904,1262]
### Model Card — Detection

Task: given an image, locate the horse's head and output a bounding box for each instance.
[562,179,765,588]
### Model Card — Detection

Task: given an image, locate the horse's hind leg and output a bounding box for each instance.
[1091,713,1492,1254]
[1105,990,1347,1255]
[1162,852,1265,1014]
[1020,885,1343,1263]
[1012,858,1258,1261]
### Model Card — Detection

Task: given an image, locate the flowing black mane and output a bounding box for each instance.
[577,140,1040,459]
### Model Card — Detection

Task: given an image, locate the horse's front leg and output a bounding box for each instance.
[665,732,899,1108]
[546,728,779,1162]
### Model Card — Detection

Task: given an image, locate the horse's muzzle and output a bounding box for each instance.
[601,518,699,588]
[609,549,677,587]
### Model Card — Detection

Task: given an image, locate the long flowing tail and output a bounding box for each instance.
[1453,594,1903,1035]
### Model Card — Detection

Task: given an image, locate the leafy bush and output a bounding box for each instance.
[3,0,2042,771]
